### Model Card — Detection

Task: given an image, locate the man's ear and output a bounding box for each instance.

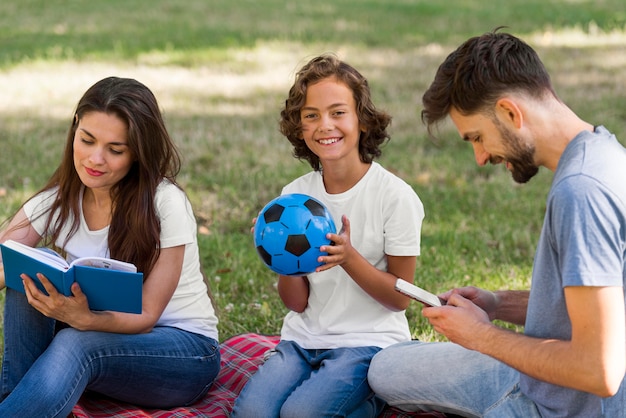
[495,98,523,129]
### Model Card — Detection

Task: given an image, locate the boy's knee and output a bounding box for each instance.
[280,400,321,418]
[232,388,280,418]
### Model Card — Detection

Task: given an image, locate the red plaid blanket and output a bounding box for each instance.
[71,333,444,417]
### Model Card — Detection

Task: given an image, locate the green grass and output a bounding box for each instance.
[1,0,626,344]
[1,0,625,67]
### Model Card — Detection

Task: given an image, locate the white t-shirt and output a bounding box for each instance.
[23,180,218,340]
[280,162,424,349]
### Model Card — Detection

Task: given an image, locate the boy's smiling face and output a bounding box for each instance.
[299,76,362,165]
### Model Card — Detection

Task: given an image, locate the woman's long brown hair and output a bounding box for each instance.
[27,77,181,278]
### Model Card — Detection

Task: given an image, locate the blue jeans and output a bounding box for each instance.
[231,340,386,418]
[368,341,542,418]
[0,288,220,418]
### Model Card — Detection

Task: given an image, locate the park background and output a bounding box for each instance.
[0,0,625,345]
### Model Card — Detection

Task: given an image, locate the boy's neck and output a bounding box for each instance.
[322,161,371,194]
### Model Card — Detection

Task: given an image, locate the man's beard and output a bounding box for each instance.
[494,120,539,184]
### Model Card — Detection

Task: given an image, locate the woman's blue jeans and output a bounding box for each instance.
[0,288,220,418]
[231,340,386,418]
[368,340,542,418]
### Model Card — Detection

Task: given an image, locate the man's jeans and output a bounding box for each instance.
[368,340,542,418]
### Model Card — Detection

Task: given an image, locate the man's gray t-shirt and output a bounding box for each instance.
[522,126,626,417]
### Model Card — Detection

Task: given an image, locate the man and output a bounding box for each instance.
[368,30,625,417]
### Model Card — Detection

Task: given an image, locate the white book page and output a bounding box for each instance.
[2,240,69,270]
[71,257,137,273]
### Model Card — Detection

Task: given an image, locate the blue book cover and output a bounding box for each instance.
[1,240,143,314]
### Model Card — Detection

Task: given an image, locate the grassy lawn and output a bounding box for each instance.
[1,0,625,344]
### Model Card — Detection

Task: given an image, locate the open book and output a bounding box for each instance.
[395,278,442,307]
[1,240,143,313]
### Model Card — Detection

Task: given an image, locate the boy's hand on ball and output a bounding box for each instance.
[316,215,353,272]
[254,194,336,275]
[250,216,258,234]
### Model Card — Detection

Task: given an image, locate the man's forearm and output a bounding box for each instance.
[494,290,529,325]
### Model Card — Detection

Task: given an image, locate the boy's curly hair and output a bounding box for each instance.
[280,54,391,171]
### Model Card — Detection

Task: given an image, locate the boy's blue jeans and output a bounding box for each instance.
[368,340,542,418]
[231,339,386,418]
[0,288,220,418]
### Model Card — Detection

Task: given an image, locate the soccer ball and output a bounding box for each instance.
[254,193,336,276]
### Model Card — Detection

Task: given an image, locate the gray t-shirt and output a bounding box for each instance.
[521,126,626,416]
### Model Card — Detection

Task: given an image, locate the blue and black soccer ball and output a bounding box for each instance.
[254,193,336,276]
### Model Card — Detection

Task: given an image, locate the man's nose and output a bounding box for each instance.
[472,142,490,166]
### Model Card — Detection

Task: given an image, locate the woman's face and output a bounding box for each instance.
[73,111,134,193]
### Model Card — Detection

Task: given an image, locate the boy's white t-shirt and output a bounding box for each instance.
[23,180,218,340]
[280,162,424,349]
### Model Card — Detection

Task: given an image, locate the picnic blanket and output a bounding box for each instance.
[71,333,445,417]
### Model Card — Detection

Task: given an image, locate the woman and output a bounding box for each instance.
[0,76,220,417]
